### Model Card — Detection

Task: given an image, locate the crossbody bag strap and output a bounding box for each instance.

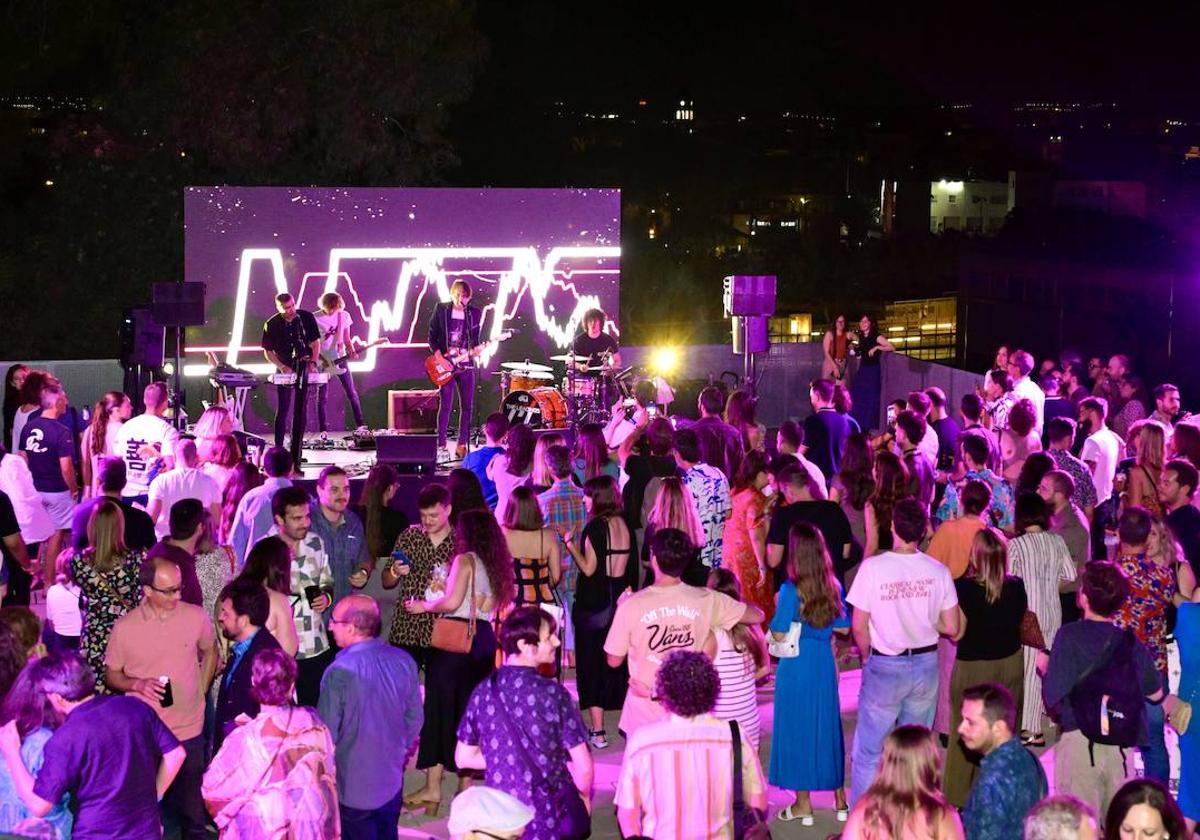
[729,719,746,812]
[466,553,477,640]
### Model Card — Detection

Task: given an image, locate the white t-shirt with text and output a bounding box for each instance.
[115,414,180,498]
[846,549,957,655]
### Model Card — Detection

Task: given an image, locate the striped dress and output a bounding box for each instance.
[1008,529,1077,733]
[711,628,762,748]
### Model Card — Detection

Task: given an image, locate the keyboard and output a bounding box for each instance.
[210,367,261,388]
[268,372,330,386]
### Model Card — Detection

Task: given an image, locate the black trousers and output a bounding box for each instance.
[2,562,32,606]
[1091,500,1112,560]
[436,369,476,448]
[162,734,209,839]
[296,648,334,707]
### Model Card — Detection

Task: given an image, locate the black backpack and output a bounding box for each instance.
[1067,628,1145,752]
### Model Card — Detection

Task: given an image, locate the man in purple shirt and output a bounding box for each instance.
[0,652,185,840]
[146,498,206,607]
[691,386,744,482]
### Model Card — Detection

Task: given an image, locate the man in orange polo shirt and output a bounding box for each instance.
[105,556,217,839]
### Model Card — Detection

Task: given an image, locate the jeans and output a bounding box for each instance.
[850,651,939,805]
[162,734,208,839]
[340,787,403,840]
[1141,689,1170,784]
[317,369,365,431]
[436,369,475,448]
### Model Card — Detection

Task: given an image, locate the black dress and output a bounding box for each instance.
[573,516,638,712]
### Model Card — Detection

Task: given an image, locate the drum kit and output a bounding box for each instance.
[495,353,648,430]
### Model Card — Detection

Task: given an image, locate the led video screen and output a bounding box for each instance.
[183,187,621,431]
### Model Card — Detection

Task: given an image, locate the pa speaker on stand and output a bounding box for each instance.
[152,282,207,431]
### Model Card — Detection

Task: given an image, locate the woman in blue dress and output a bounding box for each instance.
[769,522,850,825]
[1175,600,1200,832]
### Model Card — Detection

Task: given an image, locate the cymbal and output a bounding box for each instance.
[500,361,554,373]
[549,354,584,362]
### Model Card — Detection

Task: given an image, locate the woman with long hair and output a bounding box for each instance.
[80,390,130,499]
[573,421,618,483]
[447,468,488,527]
[194,510,234,623]
[849,314,895,434]
[70,499,144,692]
[843,725,964,839]
[640,476,704,585]
[1001,398,1042,484]
[489,422,536,524]
[203,648,340,838]
[403,509,514,815]
[1125,420,1166,518]
[721,449,776,626]
[219,462,263,546]
[865,451,910,558]
[1103,778,1186,840]
[942,529,1028,807]
[200,434,242,495]
[356,463,409,563]
[705,569,768,748]
[822,314,852,382]
[830,432,876,572]
[1007,492,1075,747]
[8,370,45,456]
[1172,422,1200,466]
[724,388,764,453]
[1015,451,1056,499]
[2,365,28,456]
[502,486,562,611]
[0,659,72,838]
[563,475,638,750]
[192,406,235,465]
[769,523,850,823]
[526,431,566,493]
[236,536,299,657]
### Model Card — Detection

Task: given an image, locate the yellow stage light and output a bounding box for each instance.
[650,347,680,375]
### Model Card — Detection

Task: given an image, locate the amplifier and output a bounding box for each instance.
[388,390,439,433]
[375,434,438,474]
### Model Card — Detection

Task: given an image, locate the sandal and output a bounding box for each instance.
[776,805,815,826]
[402,794,442,817]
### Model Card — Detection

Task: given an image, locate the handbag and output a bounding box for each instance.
[431,554,477,654]
[767,622,801,659]
[729,720,770,839]
[1019,610,1046,650]
[490,676,591,838]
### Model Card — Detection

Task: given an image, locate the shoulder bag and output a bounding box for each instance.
[489,675,591,838]
[767,593,802,659]
[430,554,477,654]
[729,720,770,839]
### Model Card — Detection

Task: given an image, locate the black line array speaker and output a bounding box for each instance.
[120,308,165,367]
[152,281,207,327]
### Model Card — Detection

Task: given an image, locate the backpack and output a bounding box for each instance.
[1067,628,1145,753]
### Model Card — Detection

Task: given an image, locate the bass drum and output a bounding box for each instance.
[503,387,567,429]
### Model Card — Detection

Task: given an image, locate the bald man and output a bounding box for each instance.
[319,595,423,837]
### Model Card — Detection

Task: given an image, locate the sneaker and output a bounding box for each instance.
[436,449,452,465]
[355,425,369,434]
[588,729,608,750]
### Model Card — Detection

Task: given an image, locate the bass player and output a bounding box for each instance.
[428,279,483,460]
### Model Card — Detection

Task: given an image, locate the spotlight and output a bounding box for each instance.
[162,362,175,375]
[650,347,680,375]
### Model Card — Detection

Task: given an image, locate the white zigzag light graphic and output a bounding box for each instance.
[184,246,620,376]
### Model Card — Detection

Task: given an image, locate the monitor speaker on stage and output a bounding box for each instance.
[723,275,777,317]
[376,434,439,474]
[120,308,165,367]
[152,281,207,327]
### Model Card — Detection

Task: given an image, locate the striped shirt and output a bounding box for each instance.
[614,713,766,840]
[711,629,761,748]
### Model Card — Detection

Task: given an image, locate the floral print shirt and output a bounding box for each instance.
[936,468,1015,531]
[457,666,589,840]
[684,462,733,568]
[72,549,145,693]
[1112,551,1176,673]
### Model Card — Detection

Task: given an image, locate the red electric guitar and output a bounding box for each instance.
[425,329,516,387]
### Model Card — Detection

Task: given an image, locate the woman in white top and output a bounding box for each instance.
[43,548,81,655]
[704,569,767,748]
[488,422,537,525]
[401,509,516,814]
[80,391,131,500]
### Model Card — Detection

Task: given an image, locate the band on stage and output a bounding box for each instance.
[252,281,636,467]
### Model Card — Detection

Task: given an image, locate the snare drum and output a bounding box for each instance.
[510,371,554,393]
[562,376,596,398]
[503,387,567,429]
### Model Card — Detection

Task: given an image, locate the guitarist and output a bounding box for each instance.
[314,291,367,433]
[428,280,483,460]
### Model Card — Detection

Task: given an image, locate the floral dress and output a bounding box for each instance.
[721,488,774,626]
[71,549,145,693]
[1113,551,1175,675]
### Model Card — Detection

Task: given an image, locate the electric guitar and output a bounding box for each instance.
[318,338,391,373]
[425,329,516,387]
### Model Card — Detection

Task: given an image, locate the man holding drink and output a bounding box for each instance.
[268,485,334,705]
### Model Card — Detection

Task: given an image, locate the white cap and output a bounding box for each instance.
[446,786,535,834]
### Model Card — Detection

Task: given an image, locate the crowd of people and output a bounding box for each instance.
[0,332,1199,839]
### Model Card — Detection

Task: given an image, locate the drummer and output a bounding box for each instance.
[571,308,621,373]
